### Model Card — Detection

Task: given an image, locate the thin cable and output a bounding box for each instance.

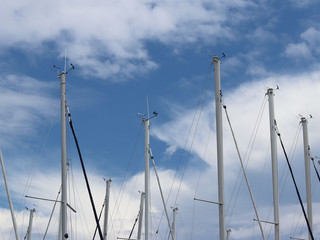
[173,69,211,205]
[109,124,143,239]
[274,120,314,240]
[226,95,267,225]
[43,188,61,240]
[223,104,266,240]
[92,201,105,240]
[177,210,188,240]
[149,148,174,240]
[155,63,213,234]
[116,144,144,239]
[67,108,103,240]
[311,157,320,182]
[191,117,213,240]
[70,166,91,239]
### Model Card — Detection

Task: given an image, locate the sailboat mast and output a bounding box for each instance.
[301,117,313,240]
[172,207,178,240]
[137,191,145,240]
[0,151,19,240]
[266,88,280,240]
[213,56,225,240]
[58,72,68,239]
[144,118,150,240]
[103,179,112,240]
[26,208,35,240]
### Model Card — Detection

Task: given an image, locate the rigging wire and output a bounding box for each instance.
[264,122,302,239]
[67,166,74,239]
[109,124,143,239]
[191,116,213,240]
[22,100,57,197]
[293,149,319,239]
[223,104,266,240]
[20,100,57,240]
[177,209,188,240]
[119,157,145,237]
[225,95,268,226]
[70,166,91,240]
[149,148,175,240]
[67,108,104,240]
[127,211,139,240]
[292,172,317,239]
[279,123,302,196]
[92,200,105,240]
[173,65,212,206]
[154,63,213,236]
[274,120,314,240]
[311,157,320,182]
[66,111,75,240]
[42,188,61,239]
[116,146,145,239]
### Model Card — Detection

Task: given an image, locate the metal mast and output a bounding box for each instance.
[143,118,150,240]
[172,207,178,240]
[266,88,280,240]
[137,191,145,240]
[58,72,68,239]
[26,208,35,240]
[103,179,112,240]
[0,150,19,240]
[213,56,225,240]
[301,117,313,239]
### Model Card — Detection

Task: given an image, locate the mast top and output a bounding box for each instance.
[267,88,274,94]
[211,56,219,64]
[300,117,307,123]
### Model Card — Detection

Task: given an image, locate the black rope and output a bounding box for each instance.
[311,157,320,182]
[92,203,105,240]
[274,121,314,240]
[128,213,139,240]
[67,109,104,240]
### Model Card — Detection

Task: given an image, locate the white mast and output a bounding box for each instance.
[58,72,68,240]
[0,150,20,240]
[172,207,178,240]
[143,118,150,240]
[213,56,225,240]
[266,88,280,240]
[103,179,112,240]
[301,117,313,239]
[26,208,35,240]
[137,191,145,240]
[226,229,231,240]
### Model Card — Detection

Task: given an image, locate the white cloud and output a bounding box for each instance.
[289,0,319,8]
[0,74,58,148]
[251,27,277,43]
[301,27,320,53]
[285,42,312,59]
[0,0,255,81]
[285,27,320,60]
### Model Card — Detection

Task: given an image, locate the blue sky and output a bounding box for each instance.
[1,0,320,239]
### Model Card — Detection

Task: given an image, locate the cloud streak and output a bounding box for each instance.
[0,0,255,81]
[0,74,58,149]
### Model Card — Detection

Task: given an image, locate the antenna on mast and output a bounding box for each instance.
[146,96,150,119]
[53,64,75,76]
[64,48,67,73]
[53,49,75,75]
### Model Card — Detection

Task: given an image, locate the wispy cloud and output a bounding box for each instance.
[0,74,58,148]
[285,27,320,60]
[0,0,256,81]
